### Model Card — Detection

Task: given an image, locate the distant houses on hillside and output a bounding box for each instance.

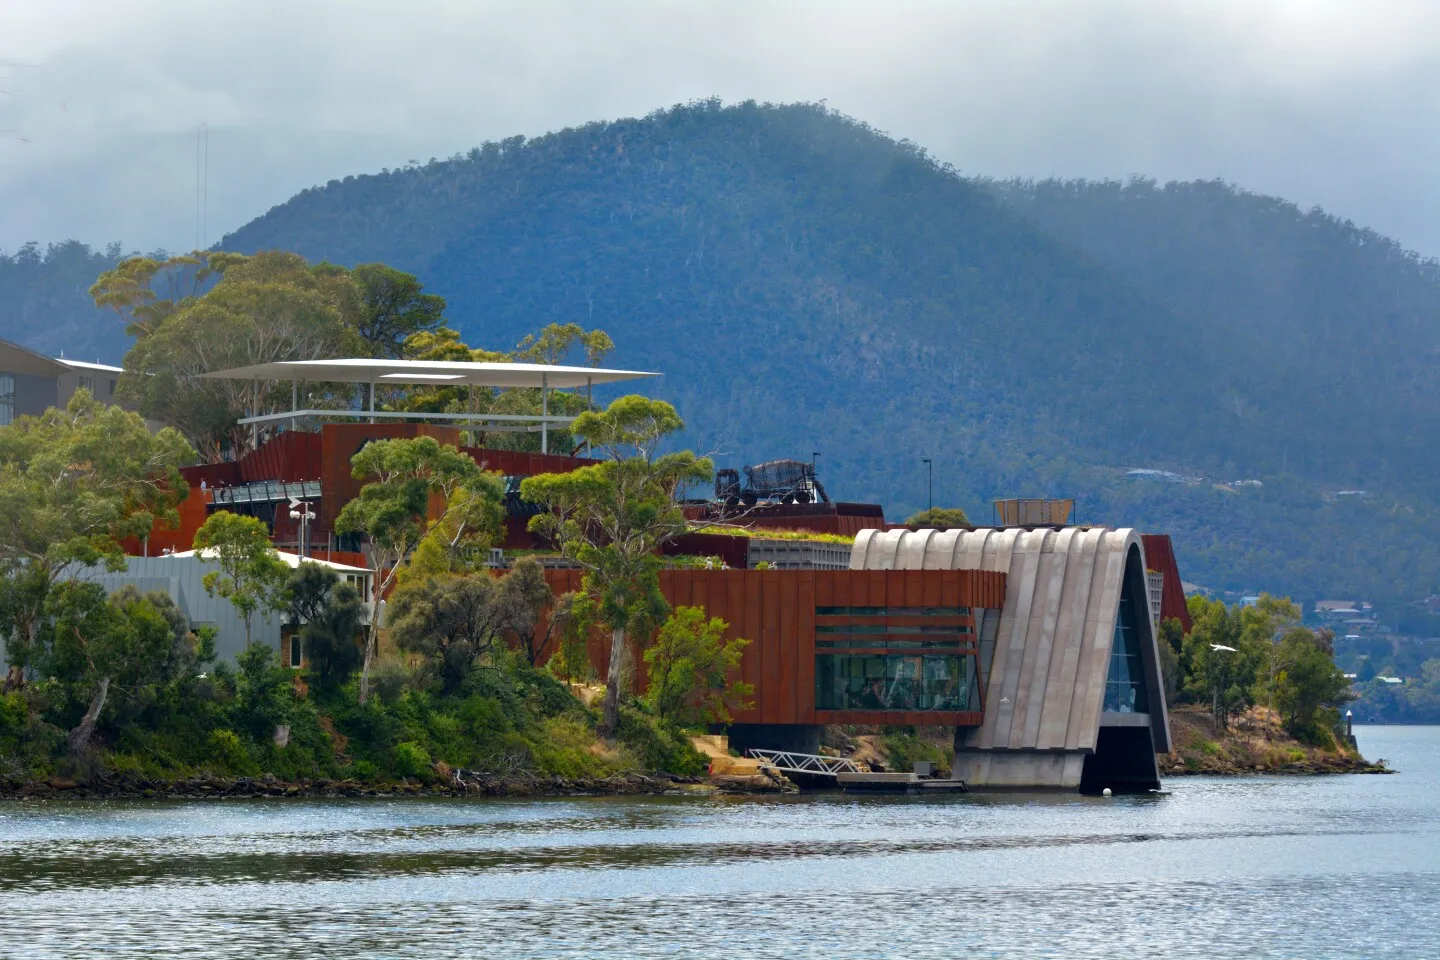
[1123,468,1263,491]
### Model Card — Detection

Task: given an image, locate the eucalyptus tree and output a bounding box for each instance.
[335,436,504,704]
[0,392,194,691]
[521,395,712,737]
[192,511,291,649]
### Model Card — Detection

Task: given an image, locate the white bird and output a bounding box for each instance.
[1211,644,1238,653]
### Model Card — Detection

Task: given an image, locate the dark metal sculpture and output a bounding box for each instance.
[715,459,829,506]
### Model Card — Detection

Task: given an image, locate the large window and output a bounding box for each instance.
[814,603,980,713]
[1103,578,1150,714]
[0,372,13,426]
[817,653,971,711]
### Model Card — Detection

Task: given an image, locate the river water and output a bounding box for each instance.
[1,725,1437,959]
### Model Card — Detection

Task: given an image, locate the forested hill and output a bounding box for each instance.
[7,100,1440,609]
[988,176,1440,495]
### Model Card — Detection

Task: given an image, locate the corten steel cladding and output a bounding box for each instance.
[535,568,1005,727]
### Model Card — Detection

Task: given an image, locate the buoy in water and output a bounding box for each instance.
[1102,787,1112,797]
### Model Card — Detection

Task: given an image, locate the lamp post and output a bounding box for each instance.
[922,458,933,517]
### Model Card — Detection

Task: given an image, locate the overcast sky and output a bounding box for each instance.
[3,0,1440,257]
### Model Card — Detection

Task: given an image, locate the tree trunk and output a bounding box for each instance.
[358,618,379,706]
[67,676,109,757]
[598,626,626,739]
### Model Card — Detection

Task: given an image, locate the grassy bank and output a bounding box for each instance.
[1161,704,1388,775]
[0,645,711,797]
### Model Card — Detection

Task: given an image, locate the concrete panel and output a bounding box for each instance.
[853,525,1170,790]
[849,529,877,570]
[895,529,933,570]
[1038,527,1102,748]
[922,529,962,570]
[1025,527,1078,748]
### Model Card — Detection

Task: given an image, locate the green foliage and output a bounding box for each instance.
[391,740,432,778]
[1176,593,1351,737]
[1181,594,1296,728]
[521,394,713,736]
[902,507,971,528]
[352,262,447,358]
[547,592,595,682]
[388,574,507,692]
[206,729,257,775]
[284,563,364,690]
[231,644,295,741]
[193,511,290,647]
[642,606,752,726]
[613,704,708,777]
[690,525,853,544]
[111,251,364,461]
[1269,627,1352,741]
[880,728,951,774]
[0,391,194,674]
[335,435,494,704]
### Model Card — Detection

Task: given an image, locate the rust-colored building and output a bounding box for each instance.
[542,568,1006,741]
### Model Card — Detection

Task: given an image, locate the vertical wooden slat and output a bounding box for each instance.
[744,569,765,720]
[816,570,835,609]
[726,571,758,723]
[777,572,799,723]
[761,570,782,724]
[797,569,816,723]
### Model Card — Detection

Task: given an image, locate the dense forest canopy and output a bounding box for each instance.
[5,99,1440,613]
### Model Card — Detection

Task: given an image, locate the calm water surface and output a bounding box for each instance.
[1,725,1437,958]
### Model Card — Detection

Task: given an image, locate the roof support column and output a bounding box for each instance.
[585,375,593,457]
[368,375,375,425]
[250,377,258,450]
[291,379,297,433]
[541,373,549,455]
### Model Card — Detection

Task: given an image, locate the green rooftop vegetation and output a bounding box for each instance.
[690,524,855,545]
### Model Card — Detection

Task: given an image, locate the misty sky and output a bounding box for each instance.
[3,0,1440,257]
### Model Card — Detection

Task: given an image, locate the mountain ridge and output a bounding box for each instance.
[4,100,1439,614]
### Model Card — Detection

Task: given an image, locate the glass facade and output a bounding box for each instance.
[814,603,980,713]
[0,372,13,426]
[1103,577,1150,714]
[816,653,971,711]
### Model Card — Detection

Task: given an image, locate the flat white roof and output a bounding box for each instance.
[198,358,659,390]
[165,548,371,574]
[56,358,124,373]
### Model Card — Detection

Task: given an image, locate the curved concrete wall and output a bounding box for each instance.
[851,527,1171,788]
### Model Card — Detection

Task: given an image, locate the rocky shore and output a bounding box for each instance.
[1161,704,1392,777]
[0,768,795,801]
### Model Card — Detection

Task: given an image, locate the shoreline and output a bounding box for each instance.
[0,770,795,801]
[1159,754,1392,776]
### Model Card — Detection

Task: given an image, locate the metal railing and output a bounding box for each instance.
[745,749,863,777]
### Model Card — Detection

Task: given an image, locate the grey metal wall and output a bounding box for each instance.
[63,555,284,664]
[14,373,58,418]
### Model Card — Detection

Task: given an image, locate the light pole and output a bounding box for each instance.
[289,495,316,559]
[922,458,933,517]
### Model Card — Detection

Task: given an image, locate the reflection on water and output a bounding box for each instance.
[2,725,1437,959]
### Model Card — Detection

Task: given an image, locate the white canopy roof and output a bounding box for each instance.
[165,548,371,574]
[199,358,659,390]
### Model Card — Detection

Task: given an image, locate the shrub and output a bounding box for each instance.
[207,729,257,775]
[614,705,707,776]
[392,740,432,779]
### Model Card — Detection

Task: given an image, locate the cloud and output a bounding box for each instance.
[4,0,1440,255]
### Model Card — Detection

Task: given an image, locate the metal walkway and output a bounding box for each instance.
[746,749,863,777]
